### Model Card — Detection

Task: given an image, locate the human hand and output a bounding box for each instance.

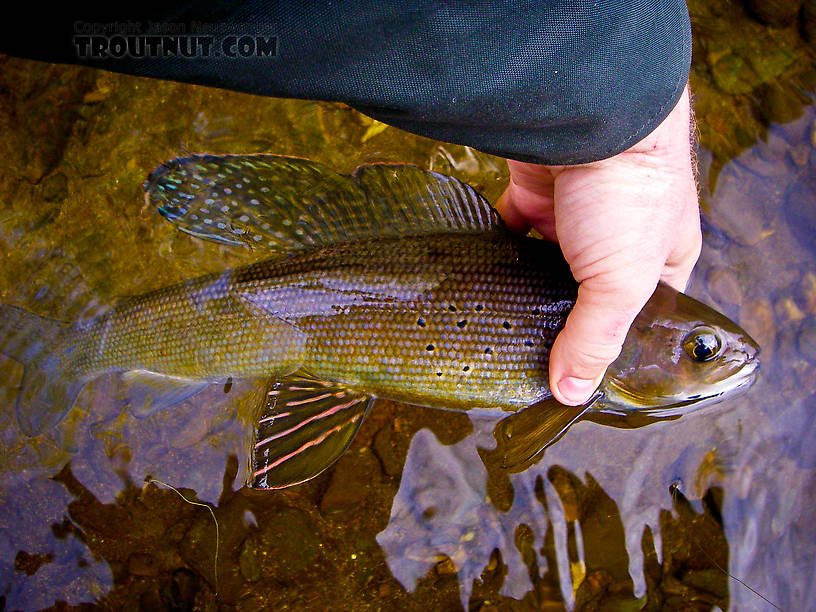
[496,85,701,406]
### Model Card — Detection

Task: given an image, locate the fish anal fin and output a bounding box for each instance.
[482,396,599,474]
[250,375,373,489]
[121,370,210,417]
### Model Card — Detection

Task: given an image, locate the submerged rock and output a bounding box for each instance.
[805,0,816,45]
[259,506,322,581]
[127,552,159,577]
[40,171,68,203]
[320,448,382,514]
[784,171,816,255]
[238,537,262,582]
[0,58,96,184]
[707,266,745,307]
[745,0,804,27]
[798,317,816,363]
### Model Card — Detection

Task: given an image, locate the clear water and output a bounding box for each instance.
[1,3,815,610]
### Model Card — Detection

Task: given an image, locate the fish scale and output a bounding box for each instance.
[56,231,573,414]
[67,272,306,380]
[232,231,575,412]
[0,153,759,488]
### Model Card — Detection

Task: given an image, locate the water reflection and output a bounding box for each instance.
[1,1,816,606]
[378,418,737,610]
[364,121,816,607]
[0,469,112,609]
[0,119,813,610]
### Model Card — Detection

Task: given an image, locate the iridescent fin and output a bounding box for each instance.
[485,396,600,472]
[351,163,503,234]
[250,375,374,489]
[121,370,210,417]
[144,154,503,252]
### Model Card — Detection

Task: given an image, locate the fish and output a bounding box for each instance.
[0,154,760,488]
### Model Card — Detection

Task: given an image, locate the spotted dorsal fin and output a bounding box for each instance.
[250,374,374,489]
[144,154,504,251]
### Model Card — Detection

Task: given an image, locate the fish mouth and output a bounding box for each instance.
[722,352,760,394]
[736,355,760,383]
[665,355,760,410]
[601,354,761,418]
[662,355,761,414]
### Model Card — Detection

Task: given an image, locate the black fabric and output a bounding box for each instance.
[1,1,691,165]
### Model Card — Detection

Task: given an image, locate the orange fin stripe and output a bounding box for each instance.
[285,392,333,406]
[252,413,364,478]
[253,396,366,449]
[258,411,290,424]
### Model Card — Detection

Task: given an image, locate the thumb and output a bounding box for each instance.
[549,279,656,405]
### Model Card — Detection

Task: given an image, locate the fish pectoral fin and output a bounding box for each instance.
[250,374,374,490]
[121,370,210,417]
[483,396,599,473]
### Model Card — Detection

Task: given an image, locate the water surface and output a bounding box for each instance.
[1,2,815,609]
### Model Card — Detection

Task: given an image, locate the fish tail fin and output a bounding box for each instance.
[0,304,84,436]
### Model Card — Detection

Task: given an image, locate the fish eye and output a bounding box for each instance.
[683,326,723,362]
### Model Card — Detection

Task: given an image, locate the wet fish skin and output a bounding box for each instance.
[232,231,577,411]
[140,153,759,417]
[62,231,577,413]
[0,153,760,486]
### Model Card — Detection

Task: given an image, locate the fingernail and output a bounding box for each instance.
[557,376,598,404]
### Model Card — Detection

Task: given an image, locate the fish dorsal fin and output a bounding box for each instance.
[144,154,504,252]
[351,163,503,235]
[250,374,374,489]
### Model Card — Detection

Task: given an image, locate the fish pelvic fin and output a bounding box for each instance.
[482,395,600,473]
[250,374,374,490]
[0,304,85,436]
